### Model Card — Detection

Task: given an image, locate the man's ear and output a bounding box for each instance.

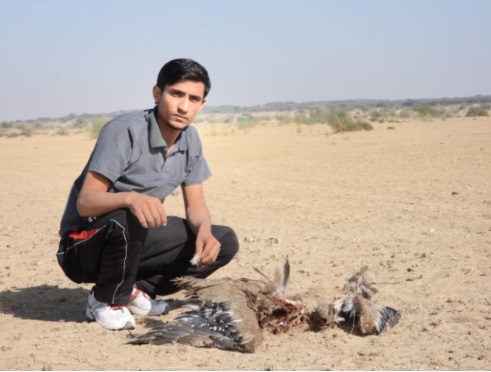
[152,85,162,103]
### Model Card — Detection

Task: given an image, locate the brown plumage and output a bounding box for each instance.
[128,259,308,352]
[128,263,400,352]
[309,302,336,332]
[311,266,401,335]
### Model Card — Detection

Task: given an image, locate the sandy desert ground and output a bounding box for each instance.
[0,117,489,370]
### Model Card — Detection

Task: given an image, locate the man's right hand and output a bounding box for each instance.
[126,193,167,228]
[78,171,167,229]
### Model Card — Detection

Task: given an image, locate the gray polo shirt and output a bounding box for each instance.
[59,108,211,236]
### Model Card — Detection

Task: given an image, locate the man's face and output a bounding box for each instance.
[153,80,206,130]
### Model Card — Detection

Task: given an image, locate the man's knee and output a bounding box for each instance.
[106,208,147,241]
[217,225,239,263]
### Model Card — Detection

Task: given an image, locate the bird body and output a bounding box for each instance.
[128,260,307,352]
[129,263,400,352]
[311,266,401,335]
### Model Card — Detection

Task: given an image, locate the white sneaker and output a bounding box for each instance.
[128,286,169,316]
[86,291,135,331]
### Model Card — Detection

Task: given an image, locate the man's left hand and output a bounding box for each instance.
[195,230,221,266]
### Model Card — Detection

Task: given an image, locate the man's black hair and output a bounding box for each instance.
[156,58,211,98]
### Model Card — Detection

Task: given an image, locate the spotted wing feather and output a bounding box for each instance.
[128,300,252,352]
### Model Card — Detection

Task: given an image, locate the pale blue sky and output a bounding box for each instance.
[1,0,490,121]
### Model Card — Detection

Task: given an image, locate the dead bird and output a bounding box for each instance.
[311,266,401,335]
[128,259,308,352]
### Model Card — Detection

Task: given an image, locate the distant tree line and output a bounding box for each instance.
[1,95,489,138]
[202,95,491,114]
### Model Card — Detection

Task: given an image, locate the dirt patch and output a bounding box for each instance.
[0,117,489,370]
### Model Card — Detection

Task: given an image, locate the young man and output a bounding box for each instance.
[56,59,239,331]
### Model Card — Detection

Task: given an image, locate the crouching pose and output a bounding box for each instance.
[56,59,239,330]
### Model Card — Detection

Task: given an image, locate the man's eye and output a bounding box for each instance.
[169,90,182,97]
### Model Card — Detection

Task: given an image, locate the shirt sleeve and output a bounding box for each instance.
[182,130,212,186]
[183,154,212,186]
[87,119,133,183]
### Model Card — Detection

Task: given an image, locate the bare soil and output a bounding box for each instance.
[0,117,489,370]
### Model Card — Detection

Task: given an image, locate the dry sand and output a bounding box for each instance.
[0,117,489,370]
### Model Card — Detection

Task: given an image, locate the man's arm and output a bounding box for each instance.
[77,171,167,228]
[182,183,220,266]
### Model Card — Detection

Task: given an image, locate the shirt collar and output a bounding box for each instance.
[147,107,189,152]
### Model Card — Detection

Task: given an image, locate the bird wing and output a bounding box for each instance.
[127,300,252,352]
[129,276,264,352]
[352,294,401,334]
[324,266,401,335]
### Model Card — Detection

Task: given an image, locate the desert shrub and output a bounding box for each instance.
[294,112,312,125]
[369,110,388,122]
[292,105,330,125]
[255,115,270,122]
[355,120,374,131]
[398,109,412,120]
[466,105,489,117]
[236,113,269,128]
[17,124,34,137]
[292,105,372,131]
[327,106,373,132]
[326,106,351,130]
[55,127,69,136]
[309,105,330,124]
[74,118,88,129]
[60,113,77,123]
[412,104,441,120]
[237,112,253,120]
[275,114,291,124]
[90,119,107,139]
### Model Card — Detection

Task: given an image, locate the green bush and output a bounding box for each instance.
[55,127,69,136]
[90,119,107,139]
[466,106,489,117]
[354,119,374,131]
[275,114,291,124]
[18,124,34,137]
[74,117,88,128]
[369,110,384,122]
[291,105,373,132]
[412,104,441,120]
[309,105,331,124]
[236,113,269,128]
[327,106,373,132]
[294,112,312,125]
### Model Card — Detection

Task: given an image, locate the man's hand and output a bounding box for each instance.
[195,229,221,266]
[127,193,167,228]
[182,184,219,266]
[77,171,166,229]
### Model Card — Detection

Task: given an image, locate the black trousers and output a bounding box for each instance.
[56,209,239,305]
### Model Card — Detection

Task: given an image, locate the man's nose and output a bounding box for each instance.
[178,97,189,113]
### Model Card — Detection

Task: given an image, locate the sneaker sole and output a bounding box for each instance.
[86,306,135,331]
